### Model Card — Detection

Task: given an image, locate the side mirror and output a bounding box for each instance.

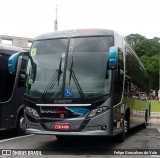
[8,51,30,74]
[8,52,20,74]
[108,46,118,70]
[8,51,37,87]
[8,51,30,87]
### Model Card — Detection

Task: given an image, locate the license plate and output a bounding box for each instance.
[54,123,70,130]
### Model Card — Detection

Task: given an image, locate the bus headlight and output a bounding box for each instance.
[87,106,110,118]
[25,106,40,118]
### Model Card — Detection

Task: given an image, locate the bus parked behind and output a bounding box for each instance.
[0,44,28,134]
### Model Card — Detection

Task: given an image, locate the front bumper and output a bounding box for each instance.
[24,108,113,136]
[25,127,111,136]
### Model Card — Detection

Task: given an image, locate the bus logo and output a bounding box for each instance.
[2,150,12,156]
[64,88,72,97]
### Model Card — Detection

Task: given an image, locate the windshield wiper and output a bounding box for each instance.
[41,57,62,99]
[69,57,85,98]
[57,57,62,86]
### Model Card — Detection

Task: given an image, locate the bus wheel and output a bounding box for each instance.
[17,113,25,135]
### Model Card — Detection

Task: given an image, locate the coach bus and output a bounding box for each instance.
[0,44,28,134]
[9,29,150,142]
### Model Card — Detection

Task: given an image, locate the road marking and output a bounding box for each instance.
[151,155,160,157]
[157,128,160,133]
[0,134,34,143]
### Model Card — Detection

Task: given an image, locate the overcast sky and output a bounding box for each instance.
[0,0,160,39]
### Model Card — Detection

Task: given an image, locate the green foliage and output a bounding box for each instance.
[151,100,160,112]
[125,33,146,47]
[140,55,160,90]
[134,100,150,111]
[134,39,160,57]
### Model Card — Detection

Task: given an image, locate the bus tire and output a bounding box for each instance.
[16,112,25,135]
[148,104,151,117]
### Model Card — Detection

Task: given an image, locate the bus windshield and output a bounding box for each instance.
[25,36,113,98]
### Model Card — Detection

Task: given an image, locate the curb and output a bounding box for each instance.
[150,112,160,118]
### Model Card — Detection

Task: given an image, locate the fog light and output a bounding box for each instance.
[101,125,107,131]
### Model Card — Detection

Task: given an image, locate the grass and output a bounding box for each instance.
[131,100,160,112]
[150,100,160,112]
[134,100,150,111]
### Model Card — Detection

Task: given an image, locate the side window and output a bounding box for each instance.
[125,43,147,98]
[125,44,134,95]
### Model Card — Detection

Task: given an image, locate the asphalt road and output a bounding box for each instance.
[0,125,160,157]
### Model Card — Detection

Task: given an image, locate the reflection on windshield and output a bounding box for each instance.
[41,57,63,99]
[25,39,67,98]
[65,37,113,98]
[25,36,113,98]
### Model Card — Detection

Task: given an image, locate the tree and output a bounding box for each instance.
[125,33,146,47]
[140,55,160,91]
[153,37,160,42]
[133,39,160,57]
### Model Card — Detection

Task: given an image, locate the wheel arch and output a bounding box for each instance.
[15,104,24,127]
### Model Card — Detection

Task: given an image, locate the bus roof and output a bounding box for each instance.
[34,29,115,41]
[0,44,23,55]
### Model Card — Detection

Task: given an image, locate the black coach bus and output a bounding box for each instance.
[9,29,150,141]
[0,44,28,134]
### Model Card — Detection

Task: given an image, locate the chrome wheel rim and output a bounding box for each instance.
[19,116,25,130]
